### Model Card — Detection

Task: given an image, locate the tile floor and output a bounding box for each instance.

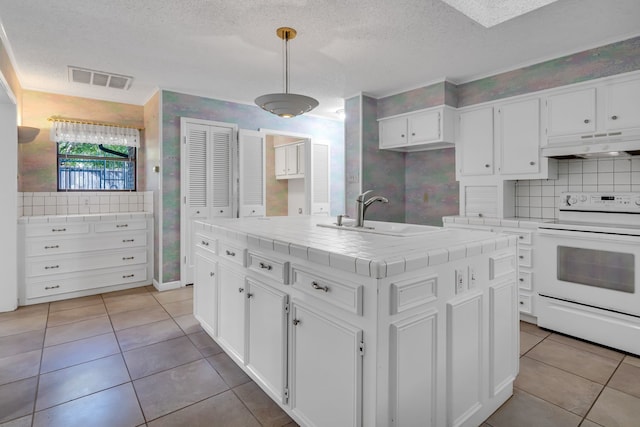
[1,286,639,427]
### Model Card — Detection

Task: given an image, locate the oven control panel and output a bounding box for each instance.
[561,192,640,212]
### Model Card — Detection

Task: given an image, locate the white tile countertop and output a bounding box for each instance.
[17,212,153,224]
[442,215,554,229]
[196,216,517,279]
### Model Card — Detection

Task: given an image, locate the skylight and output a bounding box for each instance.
[441,0,559,28]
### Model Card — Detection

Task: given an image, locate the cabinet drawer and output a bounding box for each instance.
[26,265,147,299]
[219,241,247,267]
[25,223,90,237]
[291,268,363,315]
[489,252,516,280]
[518,248,532,268]
[195,233,217,255]
[390,275,438,314]
[501,229,532,245]
[518,270,533,291]
[519,293,533,314]
[94,220,147,233]
[247,251,289,284]
[26,232,147,256]
[27,248,147,277]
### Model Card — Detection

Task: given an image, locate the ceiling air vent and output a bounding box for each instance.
[68,66,133,90]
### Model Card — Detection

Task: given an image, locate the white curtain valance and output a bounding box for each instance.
[50,120,140,148]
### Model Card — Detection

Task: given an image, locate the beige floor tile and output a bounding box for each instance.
[49,295,103,313]
[0,330,44,359]
[520,331,544,355]
[233,381,293,427]
[547,333,624,362]
[607,362,640,399]
[0,305,48,322]
[519,321,551,339]
[123,336,202,380]
[32,383,144,427]
[0,415,32,427]
[44,315,113,347]
[587,387,640,427]
[0,349,41,386]
[148,390,261,427]
[578,420,603,427]
[104,293,161,315]
[623,354,640,368]
[109,306,171,331]
[0,312,48,338]
[187,331,223,357]
[40,333,120,373]
[133,359,229,421]
[115,319,184,352]
[487,388,581,427]
[161,299,193,318]
[207,353,251,388]
[46,304,107,328]
[101,286,150,300]
[526,339,619,384]
[0,377,37,423]
[514,356,603,416]
[35,354,130,411]
[172,314,202,334]
[152,287,193,305]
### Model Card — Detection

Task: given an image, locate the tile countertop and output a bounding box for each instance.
[442,216,555,230]
[18,212,153,224]
[196,216,517,279]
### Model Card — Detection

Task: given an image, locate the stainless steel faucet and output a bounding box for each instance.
[355,190,389,227]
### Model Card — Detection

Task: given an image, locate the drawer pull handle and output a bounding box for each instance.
[292,319,301,326]
[210,272,215,277]
[520,301,524,305]
[519,255,524,259]
[246,293,253,299]
[518,235,524,240]
[122,256,135,260]
[44,245,60,249]
[519,278,524,282]
[45,285,60,290]
[44,265,60,270]
[122,239,135,243]
[259,262,272,271]
[123,274,135,278]
[226,250,236,257]
[238,287,244,293]
[201,240,209,246]
[311,282,329,292]
[116,224,129,228]
[51,228,67,232]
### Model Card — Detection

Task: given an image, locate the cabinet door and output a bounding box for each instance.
[380,117,408,148]
[285,144,299,175]
[210,127,234,217]
[607,79,640,131]
[296,143,306,176]
[194,253,217,336]
[217,264,246,361]
[290,303,363,427]
[246,279,288,403]
[239,129,266,217]
[409,110,440,144]
[274,146,287,177]
[489,280,518,397]
[458,107,494,176]
[546,88,596,137]
[499,98,541,175]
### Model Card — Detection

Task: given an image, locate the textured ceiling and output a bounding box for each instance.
[0,0,639,119]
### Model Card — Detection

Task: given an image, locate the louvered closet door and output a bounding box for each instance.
[310,143,330,216]
[186,124,210,219]
[239,130,266,217]
[210,127,233,217]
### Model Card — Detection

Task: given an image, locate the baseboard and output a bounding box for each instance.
[152,279,182,292]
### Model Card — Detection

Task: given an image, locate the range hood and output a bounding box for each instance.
[542,135,640,159]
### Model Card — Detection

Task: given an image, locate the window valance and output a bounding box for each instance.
[49,118,141,147]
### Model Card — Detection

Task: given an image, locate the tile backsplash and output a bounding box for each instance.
[18,191,153,216]
[515,157,640,219]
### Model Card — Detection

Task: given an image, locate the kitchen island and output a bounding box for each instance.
[192,216,518,427]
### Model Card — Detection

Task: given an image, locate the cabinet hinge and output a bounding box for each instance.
[358,340,365,357]
[284,387,289,402]
[284,302,290,314]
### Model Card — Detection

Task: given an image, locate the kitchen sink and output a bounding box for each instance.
[317,220,444,237]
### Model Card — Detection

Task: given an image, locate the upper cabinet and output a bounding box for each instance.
[457,107,494,177]
[498,98,542,176]
[545,76,640,143]
[379,106,455,152]
[275,142,305,180]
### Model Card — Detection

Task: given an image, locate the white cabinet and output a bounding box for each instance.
[239,129,266,217]
[606,78,640,130]
[498,98,542,176]
[379,106,455,152]
[309,142,330,215]
[457,107,494,177]
[19,215,153,305]
[194,252,217,337]
[290,302,363,427]
[546,88,596,137]
[217,263,247,361]
[275,142,305,180]
[246,278,289,403]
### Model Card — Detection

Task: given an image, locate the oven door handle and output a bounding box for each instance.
[538,227,640,244]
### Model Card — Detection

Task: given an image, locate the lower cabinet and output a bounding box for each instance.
[289,302,363,427]
[217,263,246,362]
[193,252,218,337]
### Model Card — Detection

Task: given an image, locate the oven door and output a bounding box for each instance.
[537,227,640,316]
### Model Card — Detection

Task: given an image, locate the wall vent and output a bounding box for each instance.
[68,66,133,90]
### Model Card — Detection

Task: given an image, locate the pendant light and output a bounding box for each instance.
[255,27,318,118]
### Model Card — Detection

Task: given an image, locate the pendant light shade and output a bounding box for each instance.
[255,27,318,118]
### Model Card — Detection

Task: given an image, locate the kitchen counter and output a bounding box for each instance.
[18,211,152,224]
[196,215,516,278]
[443,215,554,229]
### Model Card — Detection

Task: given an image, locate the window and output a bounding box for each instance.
[57,142,136,191]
